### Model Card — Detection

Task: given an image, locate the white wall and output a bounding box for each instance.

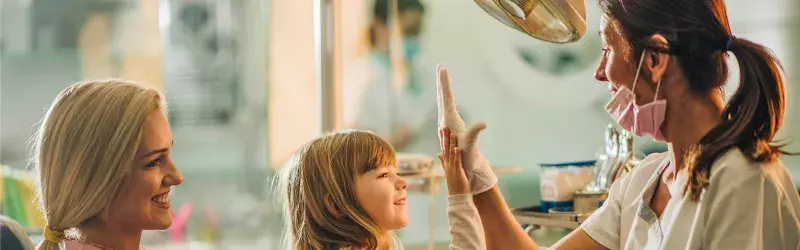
[266,0,319,168]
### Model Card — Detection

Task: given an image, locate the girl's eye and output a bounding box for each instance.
[378,172,389,178]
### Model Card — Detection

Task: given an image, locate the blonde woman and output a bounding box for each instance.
[279,130,484,250]
[32,80,184,250]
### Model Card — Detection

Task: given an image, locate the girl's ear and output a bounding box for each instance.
[324,195,344,217]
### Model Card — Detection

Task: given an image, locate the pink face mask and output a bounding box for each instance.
[605,51,667,141]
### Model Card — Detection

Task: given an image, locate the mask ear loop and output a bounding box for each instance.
[625,51,647,139]
[633,49,665,103]
[653,78,663,102]
[631,49,647,93]
[652,50,669,103]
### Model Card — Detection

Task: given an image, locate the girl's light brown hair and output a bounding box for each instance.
[279,130,397,250]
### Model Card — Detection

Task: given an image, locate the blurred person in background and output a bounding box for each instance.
[355,0,439,155]
[33,80,184,250]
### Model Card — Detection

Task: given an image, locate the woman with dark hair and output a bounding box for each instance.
[436,0,800,249]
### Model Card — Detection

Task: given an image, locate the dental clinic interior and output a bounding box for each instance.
[1,0,799,249]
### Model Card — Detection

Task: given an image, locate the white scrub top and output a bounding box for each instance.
[582,148,800,250]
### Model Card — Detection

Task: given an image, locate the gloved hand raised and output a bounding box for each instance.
[436,64,497,195]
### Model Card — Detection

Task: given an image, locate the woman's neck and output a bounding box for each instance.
[77,222,142,250]
[665,90,724,175]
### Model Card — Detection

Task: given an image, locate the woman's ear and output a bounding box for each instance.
[644,34,671,85]
[324,195,344,218]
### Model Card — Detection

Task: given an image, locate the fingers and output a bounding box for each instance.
[439,127,460,171]
[449,146,455,169]
[454,147,462,169]
[438,65,455,108]
[438,126,449,152]
[438,127,444,151]
[448,134,457,169]
[450,132,457,149]
[465,121,488,144]
[436,65,445,127]
[444,129,451,156]
[437,64,456,113]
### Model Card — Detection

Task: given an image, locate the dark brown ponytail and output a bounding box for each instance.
[684,37,791,200]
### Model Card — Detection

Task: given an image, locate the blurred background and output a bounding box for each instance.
[0,0,798,249]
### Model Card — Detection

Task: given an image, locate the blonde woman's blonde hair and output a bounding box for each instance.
[279,130,398,250]
[30,80,165,250]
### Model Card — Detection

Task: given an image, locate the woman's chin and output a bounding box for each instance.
[144,216,173,230]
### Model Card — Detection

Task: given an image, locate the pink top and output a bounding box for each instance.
[64,240,145,250]
[64,241,103,250]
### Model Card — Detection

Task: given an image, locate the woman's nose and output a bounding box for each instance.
[163,159,184,186]
[595,58,609,82]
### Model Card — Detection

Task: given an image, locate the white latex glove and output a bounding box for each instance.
[436,64,497,194]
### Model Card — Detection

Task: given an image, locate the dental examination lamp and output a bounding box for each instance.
[474,0,588,43]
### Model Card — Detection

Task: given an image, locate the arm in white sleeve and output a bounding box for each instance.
[447,194,487,250]
[578,173,629,250]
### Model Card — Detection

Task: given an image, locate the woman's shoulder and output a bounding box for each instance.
[626,152,669,183]
[64,240,146,250]
[707,147,796,198]
[609,152,669,198]
[708,148,778,181]
[639,152,669,169]
[64,240,103,250]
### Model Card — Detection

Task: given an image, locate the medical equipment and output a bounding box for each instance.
[588,124,620,190]
[573,189,607,214]
[396,153,436,175]
[473,0,587,43]
[538,160,595,212]
[585,124,640,191]
[612,130,638,183]
[516,124,633,231]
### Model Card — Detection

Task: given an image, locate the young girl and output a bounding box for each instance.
[279,129,485,250]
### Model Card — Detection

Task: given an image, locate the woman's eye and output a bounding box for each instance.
[378,172,389,178]
[145,156,163,168]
